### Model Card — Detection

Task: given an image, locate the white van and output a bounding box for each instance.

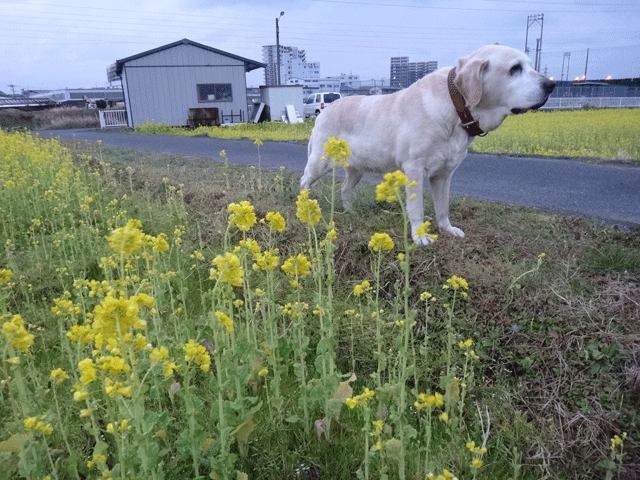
[303,92,342,119]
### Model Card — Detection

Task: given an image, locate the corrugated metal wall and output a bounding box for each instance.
[121,43,248,127]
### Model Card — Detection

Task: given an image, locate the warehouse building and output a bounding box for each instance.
[115,38,264,128]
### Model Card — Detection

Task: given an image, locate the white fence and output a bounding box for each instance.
[99,110,128,128]
[541,97,640,110]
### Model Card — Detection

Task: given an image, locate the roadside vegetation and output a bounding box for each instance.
[131,108,640,163]
[0,112,638,479]
[472,109,640,162]
[0,107,99,131]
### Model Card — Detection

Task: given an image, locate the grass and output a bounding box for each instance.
[1,127,638,480]
[134,120,314,142]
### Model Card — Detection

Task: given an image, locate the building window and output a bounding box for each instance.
[197,84,233,102]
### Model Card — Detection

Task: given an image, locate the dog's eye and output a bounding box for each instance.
[509,63,523,75]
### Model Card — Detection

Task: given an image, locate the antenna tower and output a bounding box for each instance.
[525,14,544,71]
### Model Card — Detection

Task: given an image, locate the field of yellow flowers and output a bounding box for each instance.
[1,127,637,480]
[133,109,640,162]
[471,108,640,161]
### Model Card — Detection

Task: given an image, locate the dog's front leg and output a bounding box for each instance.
[429,171,465,238]
[403,167,435,245]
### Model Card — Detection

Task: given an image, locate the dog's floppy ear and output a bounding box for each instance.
[455,55,488,109]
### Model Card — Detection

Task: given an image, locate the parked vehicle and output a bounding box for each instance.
[303,92,342,118]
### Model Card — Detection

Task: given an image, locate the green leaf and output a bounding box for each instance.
[0,433,28,453]
[231,419,255,456]
[285,415,301,424]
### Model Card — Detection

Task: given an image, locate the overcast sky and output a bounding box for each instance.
[1,0,638,93]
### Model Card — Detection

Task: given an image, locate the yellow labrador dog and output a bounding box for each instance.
[300,45,555,245]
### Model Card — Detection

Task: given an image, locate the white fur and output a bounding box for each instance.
[300,45,555,245]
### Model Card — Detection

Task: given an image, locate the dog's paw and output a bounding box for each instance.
[443,225,465,238]
[412,233,437,246]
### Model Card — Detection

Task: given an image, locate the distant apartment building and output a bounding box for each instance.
[409,61,438,85]
[262,45,320,86]
[390,56,409,89]
[390,57,437,89]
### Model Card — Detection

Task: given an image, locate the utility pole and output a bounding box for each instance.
[561,52,570,81]
[525,14,544,71]
[584,48,589,80]
[275,11,284,86]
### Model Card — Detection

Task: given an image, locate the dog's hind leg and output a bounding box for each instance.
[300,137,331,191]
[341,167,363,211]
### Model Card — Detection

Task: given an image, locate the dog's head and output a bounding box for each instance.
[455,45,555,117]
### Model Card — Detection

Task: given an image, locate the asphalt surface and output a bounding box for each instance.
[38,128,640,227]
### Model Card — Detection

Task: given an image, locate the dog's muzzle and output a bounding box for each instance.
[511,79,556,114]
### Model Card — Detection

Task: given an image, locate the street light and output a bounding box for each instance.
[276,11,285,86]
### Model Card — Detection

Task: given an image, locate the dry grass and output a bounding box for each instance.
[0,106,99,130]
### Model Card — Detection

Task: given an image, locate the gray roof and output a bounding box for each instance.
[115,38,265,75]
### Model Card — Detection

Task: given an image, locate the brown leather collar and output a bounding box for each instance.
[447,67,486,137]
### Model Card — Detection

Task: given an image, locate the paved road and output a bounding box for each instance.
[38,129,640,227]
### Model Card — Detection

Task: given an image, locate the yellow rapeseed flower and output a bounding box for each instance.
[444,275,469,291]
[91,292,148,340]
[371,420,384,437]
[2,314,35,352]
[78,358,97,385]
[98,355,131,376]
[150,346,169,363]
[415,221,438,241]
[375,170,408,203]
[414,392,445,410]
[72,384,89,402]
[227,201,257,232]
[183,339,211,372]
[0,268,13,285]
[296,190,322,226]
[49,368,69,384]
[253,251,280,271]
[368,232,394,252]
[215,311,234,334]
[345,387,375,409]
[66,323,95,344]
[106,219,146,256]
[265,211,286,232]
[210,252,244,287]
[24,416,37,430]
[353,280,371,296]
[323,136,351,167]
[281,254,312,278]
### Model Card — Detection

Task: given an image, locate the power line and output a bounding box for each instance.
[309,0,639,13]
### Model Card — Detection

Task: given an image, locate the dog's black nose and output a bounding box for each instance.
[543,79,556,95]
